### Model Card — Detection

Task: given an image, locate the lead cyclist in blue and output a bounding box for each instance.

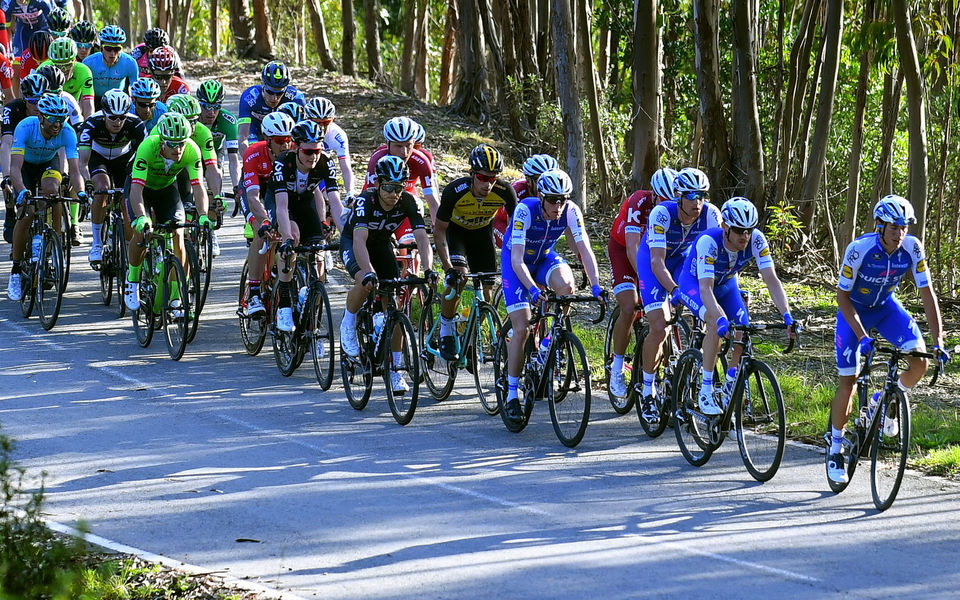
[826,195,949,484]
[501,168,606,422]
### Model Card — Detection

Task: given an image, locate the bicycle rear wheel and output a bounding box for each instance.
[113,221,128,318]
[548,332,591,447]
[472,303,501,415]
[418,294,456,400]
[495,322,534,433]
[162,256,189,361]
[309,283,336,391]
[633,324,669,438]
[238,261,267,355]
[37,231,64,331]
[196,227,213,312]
[19,261,36,318]
[132,261,155,348]
[870,388,910,511]
[342,344,373,410]
[184,243,201,343]
[98,222,112,306]
[384,312,420,425]
[604,305,636,415]
[734,360,786,482]
[673,349,715,467]
[59,209,71,292]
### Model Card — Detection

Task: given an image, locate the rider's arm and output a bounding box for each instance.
[508,204,537,292]
[204,163,221,198]
[129,180,147,219]
[646,205,677,291]
[353,226,375,275]
[246,185,268,222]
[67,157,83,197]
[760,266,792,318]
[9,152,24,193]
[320,153,341,227]
[837,289,867,342]
[414,226,433,271]
[567,204,601,289]
[693,234,723,320]
[80,96,94,118]
[77,148,92,181]
[313,186,328,224]
[837,238,868,342]
[227,150,241,191]
[434,218,452,271]
[276,190,293,241]
[1,133,13,178]
[906,236,945,348]
[183,145,208,214]
[237,122,250,157]
[339,156,353,196]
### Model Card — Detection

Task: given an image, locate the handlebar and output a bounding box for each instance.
[858,343,938,382]
[532,291,607,325]
[730,320,802,353]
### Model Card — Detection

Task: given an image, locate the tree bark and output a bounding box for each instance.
[342,0,357,76]
[495,0,525,136]
[451,0,486,117]
[413,0,430,99]
[479,0,508,111]
[731,0,765,205]
[306,0,338,71]
[119,0,134,48]
[178,0,193,51]
[252,0,275,59]
[578,0,612,207]
[363,0,385,82]
[840,0,874,249]
[516,0,541,124]
[227,0,254,57]
[767,0,785,202]
[400,1,417,94]
[630,0,660,193]
[892,0,929,240]
[439,0,458,105]
[552,0,587,210]
[157,0,169,32]
[693,0,732,196]
[209,0,220,56]
[870,69,904,219]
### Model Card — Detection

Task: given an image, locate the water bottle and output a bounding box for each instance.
[373,312,385,345]
[324,250,334,272]
[536,335,551,366]
[30,234,41,262]
[456,306,470,335]
[297,286,308,313]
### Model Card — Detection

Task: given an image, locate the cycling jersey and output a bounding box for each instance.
[39,59,94,104]
[838,232,929,308]
[269,148,339,198]
[363,145,435,198]
[12,115,77,163]
[0,54,11,91]
[240,140,272,190]
[130,134,202,190]
[208,108,238,154]
[682,227,775,285]
[82,51,139,98]
[504,197,586,265]
[324,122,349,159]
[1,0,50,56]
[128,101,167,134]
[18,49,38,78]
[512,179,535,201]
[611,189,656,246]
[342,187,425,243]
[78,113,146,160]
[437,175,517,230]
[237,84,305,141]
[1,96,77,137]
[190,121,217,168]
[157,75,189,102]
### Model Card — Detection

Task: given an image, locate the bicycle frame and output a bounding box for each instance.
[423,272,500,368]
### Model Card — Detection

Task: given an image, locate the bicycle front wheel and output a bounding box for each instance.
[98,222,112,306]
[196,227,213,312]
[132,258,154,348]
[673,349,714,467]
[548,332,591,448]
[37,231,64,331]
[494,321,533,432]
[162,256,189,361]
[634,324,670,438]
[59,209,71,292]
[238,261,267,355]
[113,222,128,318]
[418,294,456,400]
[734,360,786,482]
[184,243,201,343]
[384,312,420,425]
[19,261,36,318]
[604,305,636,415]
[309,283,336,391]
[870,388,910,511]
[472,303,501,415]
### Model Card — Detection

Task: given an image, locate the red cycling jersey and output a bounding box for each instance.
[610,189,656,247]
[493,180,537,249]
[241,141,273,190]
[363,145,435,196]
[157,75,189,102]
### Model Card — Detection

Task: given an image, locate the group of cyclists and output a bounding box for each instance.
[0,16,951,491]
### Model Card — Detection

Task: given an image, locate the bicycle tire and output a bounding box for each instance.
[59,210,71,293]
[342,341,373,410]
[472,303,501,415]
[673,349,714,467]
[98,220,112,306]
[631,324,664,438]
[548,332,591,448]
[184,243,201,343]
[37,230,64,331]
[197,227,213,312]
[309,282,336,391]
[272,284,300,377]
[824,422,858,494]
[132,255,155,348]
[19,260,36,318]
[418,294,457,400]
[162,255,189,361]
[734,360,786,482]
[114,220,128,318]
[495,321,533,433]
[604,304,635,415]
[384,312,420,425]
[238,261,267,355]
[870,387,910,511]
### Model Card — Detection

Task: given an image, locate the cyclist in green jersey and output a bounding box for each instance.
[124,113,212,311]
[196,80,240,194]
[43,37,94,118]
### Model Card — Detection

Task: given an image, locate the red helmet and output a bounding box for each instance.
[148,45,176,73]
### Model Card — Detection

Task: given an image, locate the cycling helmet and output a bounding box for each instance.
[130,77,162,100]
[537,169,574,196]
[674,167,710,195]
[274,101,305,122]
[167,94,201,122]
[721,197,759,229]
[469,143,503,173]
[70,21,100,44]
[20,73,49,99]
[47,8,72,34]
[28,30,52,61]
[48,37,78,64]
[156,112,191,142]
[383,116,417,142]
[261,112,295,138]
[292,120,324,144]
[521,153,560,177]
[304,96,335,120]
[261,61,289,92]
[37,64,66,92]
[143,27,169,50]
[413,122,425,146]
[375,155,410,183]
[196,80,225,105]
[101,89,132,116]
[37,93,69,118]
[149,45,176,72]
[650,167,679,200]
[873,194,917,226]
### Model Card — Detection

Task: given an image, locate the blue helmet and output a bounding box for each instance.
[874,195,916,226]
[261,61,289,92]
[375,155,410,183]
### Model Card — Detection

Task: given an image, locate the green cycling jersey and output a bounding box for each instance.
[130,134,203,190]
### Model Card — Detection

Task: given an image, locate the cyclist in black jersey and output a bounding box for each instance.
[1,73,48,243]
[272,120,342,333]
[77,89,145,266]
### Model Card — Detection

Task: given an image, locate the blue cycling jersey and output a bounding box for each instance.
[2,0,51,56]
[237,84,305,141]
[129,102,168,134]
[502,197,586,265]
[12,116,78,163]
[83,52,140,98]
[838,232,929,308]
[643,200,722,259]
[681,227,775,285]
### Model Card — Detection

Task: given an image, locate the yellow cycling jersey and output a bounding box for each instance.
[437,175,517,230]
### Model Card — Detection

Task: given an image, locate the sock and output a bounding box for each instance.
[70,202,79,225]
[440,315,454,337]
[278,281,292,308]
[642,370,656,397]
[612,354,624,375]
[831,426,844,454]
[393,351,403,366]
[91,223,103,246]
[11,261,21,275]
[343,307,357,326]
[127,264,141,283]
[701,368,714,392]
[897,379,911,393]
[508,375,519,397]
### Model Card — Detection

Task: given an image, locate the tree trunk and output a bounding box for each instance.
[597,22,610,89]
[552,0,587,210]
[119,0,134,48]
[607,15,621,92]
[451,0,486,117]
[870,69,904,220]
[363,0,385,82]
[495,0,525,136]
[209,0,220,56]
[767,0,785,202]
[157,0,169,32]
[400,1,417,94]
[439,0,458,105]
[516,0,541,125]
[731,0,765,205]
[342,0,357,75]
[306,0,338,71]
[790,32,825,203]
[840,0,874,249]
[178,0,193,52]
[578,0,612,207]
[693,0,732,197]
[892,0,929,240]
[630,0,661,193]
[252,0,275,59]
[227,0,254,57]
[479,0,508,112]
[413,0,430,99]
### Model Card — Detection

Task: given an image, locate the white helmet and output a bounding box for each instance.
[383,116,417,142]
[522,154,560,177]
[305,96,336,120]
[537,169,574,196]
[721,197,759,229]
[650,167,679,200]
[261,111,295,138]
[101,88,132,116]
[674,167,710,196]
[873,194,916,226]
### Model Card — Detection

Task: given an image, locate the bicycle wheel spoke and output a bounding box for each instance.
[473,304,501,415]
[385,313,419,425]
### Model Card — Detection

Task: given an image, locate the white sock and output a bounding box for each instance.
[393,351,403,366]
[343,308,357,327]
[701,368,714,393]
[91,223,103,247]
[831,426,844,454]
[897,378,911,393]
[612,353,624,374]
[642,370,656,397]
[440,315,454,337]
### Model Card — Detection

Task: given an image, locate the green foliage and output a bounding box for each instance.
[763,201,804,254]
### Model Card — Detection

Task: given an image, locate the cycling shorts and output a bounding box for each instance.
[835,296,924,376]
[287,193,327,243]
[124,176,185,225]
[501,250,566,313]
[676,272,749,328]
[21,158,60,194]
[340,233,400,280]
[238,185,276,222]
[446,222,497,281]
[608,238,637,296]
[89,153,131,190]
[636,243,684,311]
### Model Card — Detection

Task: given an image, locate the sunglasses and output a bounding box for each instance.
[683,191,705,201]
[44,115,66,125]
[25,96,40,105]
[542,194,568,205]
[102,46,122,53]
[313,117,333,126]
[199,101,221,111]
[164,140,186,149]
[152,74,172,81]
[106,114,127,122]
[270,136,292,145]
[379,183,404,194]
[474,172,497,183]
[730,226,753,236]
[135,101,156,109]
[299,147,322,156]
[77,42,92,49]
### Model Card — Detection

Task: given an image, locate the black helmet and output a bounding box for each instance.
[375,155,410,184]
[20,73,49,99]
[28,30,52,61]
[37,64,66,92]
[143,27,169,49]
[69,20,99,44]
[469,143,504,173]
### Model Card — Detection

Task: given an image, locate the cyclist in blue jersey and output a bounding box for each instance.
[826,195,948,484]
[501,169,606,422]
[2,0,52,57]
[128,77,166,133]
[237,61,304,155]
[634,167,722,422]
[83,25,138,105]
[6,93,85,300]
[675,197,796,417]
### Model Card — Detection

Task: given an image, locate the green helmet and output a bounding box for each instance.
[48,37,77,64]
[156,112,191,142]
[166,94,201,122]
[196,80,225,105]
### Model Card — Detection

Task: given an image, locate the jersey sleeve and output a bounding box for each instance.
[695,234,719,280]
[77,120,93,148]
[837,240,866,292]
[237,87,254,123]
[322,153,340,192]
[646,204,670,249]
[130,139,152,185]
[751,230,774,271]
[623,193,651,237]
[10,118,27,155]
[196,125,216,166]
[2,103,15,136]
[184,141,202,185]
[220,111,239,151]
[351,195,372,230]
[325,125,348,159]
[706,203,723,228]
[403,192,426,230]
[565,202,587,244]
[508,202,532,250]
[241,147,262,189]
[0,55,11,89]
[62,126,78,160]
[78,66,94,99]
[904,235,931,289]
[435,180,460,223]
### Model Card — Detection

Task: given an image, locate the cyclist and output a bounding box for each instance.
[77,88,145,266]
[634,166,722,422]
[338,154,436,392]
[607,167,678,398]
[83,25,139,107]
[148,45,188,102]
[501,168,606,422]
[237,61,304,155]
[1,72,47,243]
[3,0,53,59]
[412,121,434,168]
[130,27,178,78]
[272,120,342,332]
[35,64,82,127]
[434,143,517,360]
[124,112,212,311]
[675,197,796,416]
[826,195,948,484]
[41,36,94,117]
[68,20,97,61]
[494,153,559,248]
[238,111,294,316]
[128,77,166,133]
[17,30,50,83]
[196,80,240,194]
[6,93,85,301]
[304,96,354,198]
[45,6,69,38]
[363,116,438,226]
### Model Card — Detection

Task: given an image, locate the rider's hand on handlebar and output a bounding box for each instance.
[934,344,951,367]
[132,215,152,233]
[279,238,294,257]
[198,215,214,229]
[444,268,460,290]
[716,315,730,338]
[783,312,799,340]
[425,269,439,287]
[528,286,542,305]
[858,336,875,357]
[361,271,378,290]
[670,286,683,307]
[84,180,95,196]
[257,219,272,239]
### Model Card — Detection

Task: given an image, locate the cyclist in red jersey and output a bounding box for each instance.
[607,167,679,398]
[149,45,188,102]
[494,153,559,249]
